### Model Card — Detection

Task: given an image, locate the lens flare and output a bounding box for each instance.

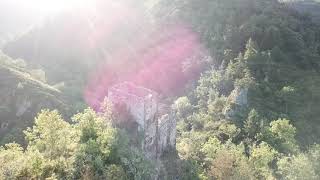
[84,1,208,110]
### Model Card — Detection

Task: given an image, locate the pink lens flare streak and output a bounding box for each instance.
[84,3,207,110]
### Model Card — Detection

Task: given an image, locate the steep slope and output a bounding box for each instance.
[3,1,207,110]
[149,0,320,178]
[0,53,70,144]
[2,2,153,104]
[153,0,320,145]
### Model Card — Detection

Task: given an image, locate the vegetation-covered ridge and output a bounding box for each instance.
[0,51,70,145]
[0,51,59,92]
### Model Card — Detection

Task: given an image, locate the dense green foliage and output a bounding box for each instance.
[0,109,153,179]
[156,0,320,179]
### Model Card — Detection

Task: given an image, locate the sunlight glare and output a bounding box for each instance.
[19,0,94,14]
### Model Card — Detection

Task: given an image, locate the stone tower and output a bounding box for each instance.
[108,82,176,159]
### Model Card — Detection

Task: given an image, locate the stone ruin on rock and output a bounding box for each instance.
[108,82,176,159]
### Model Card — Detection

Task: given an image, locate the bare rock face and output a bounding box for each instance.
[229,87,248,106]
[224,87,248,119]
[108,82,176,159]
[0,64,69,144]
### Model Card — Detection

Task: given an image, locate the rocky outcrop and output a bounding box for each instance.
[108,82,177,180]
[223,87,248,119]
[108,82,177,179]
[108,82,176,160]
[229,87,248,106]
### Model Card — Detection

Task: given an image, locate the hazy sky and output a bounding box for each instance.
[0,0,93,45]
[1,0,92,14]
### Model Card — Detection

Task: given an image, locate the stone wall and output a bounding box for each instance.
[158,113,176,155]
[144,94,159,159]
[108,87,145,127]
[108,82,176,160]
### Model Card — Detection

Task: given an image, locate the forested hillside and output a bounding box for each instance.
[0,51,70,145]
[286,0,320,23]
[1,0,320,179]
[153,0,320,179]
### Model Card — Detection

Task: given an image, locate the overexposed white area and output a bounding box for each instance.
[0,0,94,46]
[3,0,93,14]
